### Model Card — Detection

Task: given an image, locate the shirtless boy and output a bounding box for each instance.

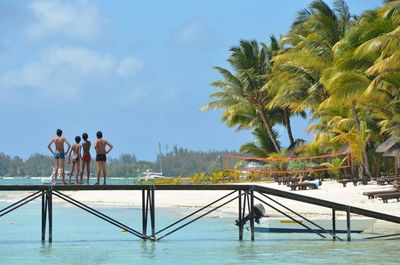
[48,129,71,184]
[80,133,91,184]
[68,136,81,184]
[94,131,113,185]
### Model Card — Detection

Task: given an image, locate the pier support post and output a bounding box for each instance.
[142,189,147,238]
[332,209,336,241]
[346,206,351,242]
[238,190,243,240]
[142,187,156,240]
[47,189,53,243]
[41,190,46,242]
[250,189,255,241]
[150,187,155,239]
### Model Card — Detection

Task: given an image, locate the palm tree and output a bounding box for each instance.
[270,0,354,113]
[202,40,281,152]
[263,35,306,147]
[239,128,280,157]
[320,0,400,176]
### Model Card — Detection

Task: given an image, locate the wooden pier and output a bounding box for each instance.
[1,184,400,242]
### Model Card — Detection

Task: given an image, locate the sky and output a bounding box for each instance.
[0,0,382,161]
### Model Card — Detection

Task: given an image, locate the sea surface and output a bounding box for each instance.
[0,176,138,185]
[0,178,399,264]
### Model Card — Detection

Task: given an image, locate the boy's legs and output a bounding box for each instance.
[96,161,101,184]
[75,161,80,184]
[80,162,85,183]
[86,161,91,184]
[61,158,66,184]
[69,162,75,184]
[101,161,107,185]
[54,158,60,184]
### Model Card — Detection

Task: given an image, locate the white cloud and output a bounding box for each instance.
[0,46,143,99]
[44,47,115,75]
[116,56,144,78]
[27,0,103,41]
[169,18,220,51]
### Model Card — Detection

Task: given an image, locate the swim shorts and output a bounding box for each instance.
[72,155,80,162]
[83,153,91,162]
[96,154,107,162]
[54,151,65,159]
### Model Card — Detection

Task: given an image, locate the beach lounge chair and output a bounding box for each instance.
[276,175,299,185]
[288,180,321,191]
[362,188,399,199]
[375,176,400,185]
[339,176,370,187]
[374,192,400,203]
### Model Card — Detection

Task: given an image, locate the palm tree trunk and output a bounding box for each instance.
[283,107,295,147]
[257,107,280,152]
[351,100,371,177]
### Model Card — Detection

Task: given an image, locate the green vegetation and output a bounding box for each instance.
[202,0,400,178]
[155,146,239,177]
[141,170,274,185]
[0,149,238,178]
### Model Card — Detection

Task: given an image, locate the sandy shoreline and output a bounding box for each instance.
[2,180,399,216]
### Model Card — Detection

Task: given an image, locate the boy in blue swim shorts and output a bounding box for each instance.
[48,129,71,184]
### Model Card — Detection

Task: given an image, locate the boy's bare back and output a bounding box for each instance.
[72,143,80,156]
[82,141,91,154]
[95,139,110,154]
[53,137,67,152]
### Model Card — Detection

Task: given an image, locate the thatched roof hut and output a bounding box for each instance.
[376,138,400,157]
[376,138,400,177]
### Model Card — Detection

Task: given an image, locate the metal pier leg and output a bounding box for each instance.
[150,187,155,239]
[346,206,351,242]
[142,189,147,238]
[332,209,336,241]
[47,190,53,243]
[41,191,46,242]
[238,190,243,241]
[250,189,255,241]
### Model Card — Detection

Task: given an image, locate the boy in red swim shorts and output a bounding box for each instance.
[80,133,91,184]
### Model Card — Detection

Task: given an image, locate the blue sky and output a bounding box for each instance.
[0,0,382,161]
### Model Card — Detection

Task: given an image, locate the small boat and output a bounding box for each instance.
[241,204,376,233]
[254,217,376,233]
[138,169,167,180]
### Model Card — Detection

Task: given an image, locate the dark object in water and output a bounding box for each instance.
[235,203,266,226]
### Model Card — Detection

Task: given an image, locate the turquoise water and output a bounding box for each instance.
[0,177,137,185]
[0,178,399,264]
[0,197,399,265]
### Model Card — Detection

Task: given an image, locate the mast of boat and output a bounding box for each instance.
[205,154,222,176]
[158,142,163,175]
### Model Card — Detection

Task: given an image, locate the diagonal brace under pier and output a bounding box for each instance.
[52,190,144,239]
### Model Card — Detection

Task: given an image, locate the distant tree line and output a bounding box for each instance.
[155,146,240,177]
[0,148,240,178]
[0,153,53,177]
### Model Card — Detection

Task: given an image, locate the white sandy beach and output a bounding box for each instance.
[2,180,398,216]
[56,180,400,217]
